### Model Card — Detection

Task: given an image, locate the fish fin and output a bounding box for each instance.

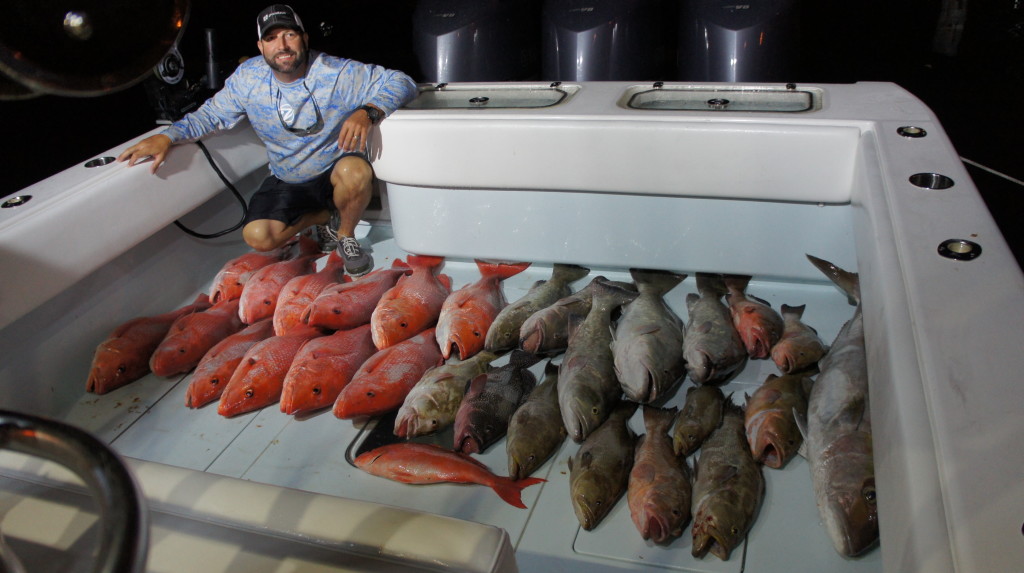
[437,273,454,291]
[491,477,546,509]
[685,292,701,313]
[793,407,809,458]
[721,274,751,294]
[567,312,586,342]
[465,373,489,396]
[579,450,594,470]
[476,259,532,281]
[408,254,445,271]
[695,273,727,297]
[391,258,411,271]
[552,264,591,285]
[628,268,687,297]
[695,321,713,335]
[806,254,860,305]
[749,294,772,307]
[780,303,805,317]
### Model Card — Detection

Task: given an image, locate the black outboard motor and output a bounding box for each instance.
[542,0,674,81]
[413,0,541,82]
[677,0,801,82]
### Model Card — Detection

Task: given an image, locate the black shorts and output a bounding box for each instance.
[245,152,370,226]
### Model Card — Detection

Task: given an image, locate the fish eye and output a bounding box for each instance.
[312,387,321,395]
[730,526,739,534]
[473,330,480,337]
[787,439,796,445]
[400,322,408,328]
[178,348,186,354]
[429,420,438,427]
[264,300,272,305]
[332,308,341,314]
[591,407,599,415]
[672,509,680,516]
[527,454,536,461]
[244,388,254,398]
[864,487,877,504]
[366,391,375,397]
[211,378,219,385]
[117,365,126,374]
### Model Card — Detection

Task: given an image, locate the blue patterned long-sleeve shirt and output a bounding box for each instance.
[162,51,417,183]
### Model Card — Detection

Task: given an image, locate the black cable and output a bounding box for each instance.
[173,140,249,238]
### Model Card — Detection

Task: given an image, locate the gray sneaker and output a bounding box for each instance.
[316,211,341,253]
[339,236,373,277]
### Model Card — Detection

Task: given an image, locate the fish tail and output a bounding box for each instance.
[551,263,591,285]
[475,260,532,281]
[806,255,860,305]
[509,349,543,370]
[594,280,640,309]
[721,274,752,295]
[694,273,728,298]
[407,254,446,271]
[642,405,678,434]
[629,268,687,297]
[491,476,546,509]
[391,258,412,271]
[780,303,806,318]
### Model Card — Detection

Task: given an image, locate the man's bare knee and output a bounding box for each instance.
[243,223,283,252]
[331,157,373,193]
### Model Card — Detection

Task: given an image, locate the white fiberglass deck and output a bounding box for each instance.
[29,222,877,573]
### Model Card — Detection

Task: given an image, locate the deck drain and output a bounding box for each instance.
[909,172,954,190]
[84,156,116,168]
[2,195,32,208]
[938,239,981,261]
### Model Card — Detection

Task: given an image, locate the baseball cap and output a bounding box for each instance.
[257,5,305,40]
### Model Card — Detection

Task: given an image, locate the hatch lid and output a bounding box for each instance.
[405,82,581,110]
[623,84,822,112]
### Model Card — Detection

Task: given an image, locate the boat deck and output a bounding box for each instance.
[55,220,880,573]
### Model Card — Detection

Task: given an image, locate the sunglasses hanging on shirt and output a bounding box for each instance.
[276,81,323,136]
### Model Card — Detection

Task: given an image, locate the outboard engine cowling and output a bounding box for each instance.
[413,0,541,82]
[542,0,674,81]
[677,0,801,82]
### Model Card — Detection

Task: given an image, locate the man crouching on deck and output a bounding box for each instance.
[119,4,417,277]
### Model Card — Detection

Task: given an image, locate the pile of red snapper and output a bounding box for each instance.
[84,240,876,555]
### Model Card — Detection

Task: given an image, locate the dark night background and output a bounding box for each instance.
[2,1,1021,265]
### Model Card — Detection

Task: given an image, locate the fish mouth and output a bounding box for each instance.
[637,506,673,543]
[687,352,714,384]
[519,328,543,354]
[775,352,796,373]
[508,458,523,482]
[692,530,734,560]
[393,409,417,437]
[456,434,481,454]
[571,495,598,530]
[746,334,772,359]
[753,431,791,469]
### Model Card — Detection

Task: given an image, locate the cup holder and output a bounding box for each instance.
[909,173,954,190]
[2,195,32,208]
